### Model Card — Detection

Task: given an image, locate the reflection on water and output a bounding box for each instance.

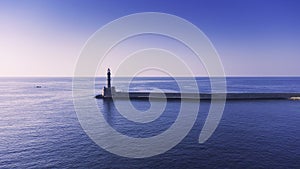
[0,77,299,168]
[100,99,180,138]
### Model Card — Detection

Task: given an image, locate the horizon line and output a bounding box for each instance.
[1,75,300,78]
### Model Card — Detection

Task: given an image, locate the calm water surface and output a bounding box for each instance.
[0,77,299,168]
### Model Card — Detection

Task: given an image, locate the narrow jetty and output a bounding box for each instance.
[95,69,300,100]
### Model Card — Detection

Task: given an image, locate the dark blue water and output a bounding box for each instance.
[0,77,299,168]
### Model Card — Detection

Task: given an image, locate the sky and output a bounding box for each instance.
[0,0,300,77]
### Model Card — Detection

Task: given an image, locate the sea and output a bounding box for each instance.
[0,77,299,168]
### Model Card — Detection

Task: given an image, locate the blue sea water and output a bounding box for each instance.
[0,77,299,168]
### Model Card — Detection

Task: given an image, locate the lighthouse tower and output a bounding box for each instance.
[103,68,115,97]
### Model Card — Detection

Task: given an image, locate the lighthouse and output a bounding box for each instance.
[107,68,111,88]
[103,68,115,98]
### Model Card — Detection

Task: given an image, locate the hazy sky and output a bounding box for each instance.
[0,0,299,77]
